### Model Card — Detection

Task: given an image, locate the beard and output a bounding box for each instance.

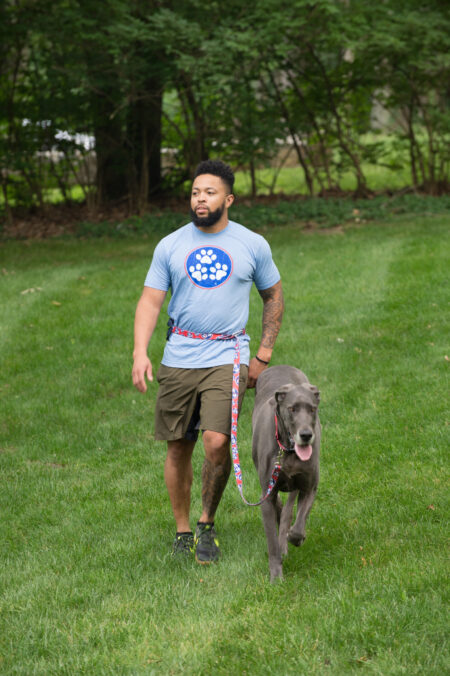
[190,202,225,228]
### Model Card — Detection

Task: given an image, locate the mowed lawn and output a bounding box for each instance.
[1,214,448,675]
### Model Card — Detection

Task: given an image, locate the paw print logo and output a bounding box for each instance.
[185,247,233,288]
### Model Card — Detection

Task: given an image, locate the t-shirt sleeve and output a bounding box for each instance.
[144,240,171,291]
[253,236,281,290]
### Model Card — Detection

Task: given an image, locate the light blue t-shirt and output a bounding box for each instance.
[145,220,280,368]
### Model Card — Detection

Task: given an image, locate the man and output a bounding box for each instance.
[132,159,284,564]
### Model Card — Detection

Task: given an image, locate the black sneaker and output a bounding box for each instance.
[194,523,220,564]
[172,532,194,556]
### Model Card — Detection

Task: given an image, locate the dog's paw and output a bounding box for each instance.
[269,560,283,582]
[270,570,284,583]
[287,530,306,547]
[279,538,288,557]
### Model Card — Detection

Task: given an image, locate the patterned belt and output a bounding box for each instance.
[168,320,281,506]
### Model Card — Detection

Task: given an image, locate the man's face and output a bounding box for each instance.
[190,174,233,228]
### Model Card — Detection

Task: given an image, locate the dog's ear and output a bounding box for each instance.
[275,384,294,403]
[302,383,320,405]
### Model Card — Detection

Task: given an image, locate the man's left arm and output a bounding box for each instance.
[247,280,284,388]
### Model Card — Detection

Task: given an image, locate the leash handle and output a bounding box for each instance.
[170,324,281,506]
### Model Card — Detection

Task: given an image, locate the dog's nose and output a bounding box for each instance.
[300,431,313,443]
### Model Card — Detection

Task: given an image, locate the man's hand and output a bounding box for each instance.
[132,287,166,393]
[132,354,153,393]
[247,357,269,389]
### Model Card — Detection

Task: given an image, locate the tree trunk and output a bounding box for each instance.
[266,69,314,196]
[94,104,129,207]
[249,159,257,198]
[177,74,208,177]
[285,64,335,190]
[147,88,163,198]
[127,83,163,210]
[1,178,13,226]
[306,43,367,195]
[404,105,419,190]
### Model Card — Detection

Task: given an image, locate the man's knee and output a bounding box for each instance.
[166,438,195,464]
[202,430,230,463]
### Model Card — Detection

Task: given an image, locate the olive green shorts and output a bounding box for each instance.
[154,364,249,441]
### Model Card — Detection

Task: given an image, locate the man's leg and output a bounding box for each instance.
[194,430,230,564]
[164,438,195,533]
[199,430,231,523]
[196,364,247,524]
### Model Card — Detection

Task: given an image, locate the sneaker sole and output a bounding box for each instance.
[195,554,219,565]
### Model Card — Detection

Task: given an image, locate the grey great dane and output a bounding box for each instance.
[252,365,321,581]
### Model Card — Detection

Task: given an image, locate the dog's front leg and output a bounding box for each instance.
[279,490,298,556]
[261,496,283,581]
[288,486,317,547]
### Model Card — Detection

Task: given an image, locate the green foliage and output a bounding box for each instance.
[357,0,450,192]
[1,216,448,673]
[0,0,449,214]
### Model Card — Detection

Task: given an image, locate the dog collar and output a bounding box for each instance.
[274,413,295,453]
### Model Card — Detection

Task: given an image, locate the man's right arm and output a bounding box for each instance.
[132,287,167,393]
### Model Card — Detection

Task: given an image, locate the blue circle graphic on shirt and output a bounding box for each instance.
[185,246,233,288]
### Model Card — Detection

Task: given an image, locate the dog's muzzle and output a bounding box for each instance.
[293,431,315,461]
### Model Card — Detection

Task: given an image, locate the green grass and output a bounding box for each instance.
[44,185,90,204]
[234,132,416,196]
[234,162,412,196]
[1,211,449,674]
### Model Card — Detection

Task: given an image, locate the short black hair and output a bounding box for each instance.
[193,159,235,194]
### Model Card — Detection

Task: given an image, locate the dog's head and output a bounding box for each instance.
[275,383,320,461]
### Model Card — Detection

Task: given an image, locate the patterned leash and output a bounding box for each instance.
[169,322,282,506]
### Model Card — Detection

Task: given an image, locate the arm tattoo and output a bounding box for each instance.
[258,282,284,350]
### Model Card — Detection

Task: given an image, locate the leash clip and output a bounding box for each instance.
[166,317,175,341]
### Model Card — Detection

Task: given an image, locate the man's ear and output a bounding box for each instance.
[226,193,235,208]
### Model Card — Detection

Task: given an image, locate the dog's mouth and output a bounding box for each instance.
[294,443,313,462]
[292,431,314,461]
